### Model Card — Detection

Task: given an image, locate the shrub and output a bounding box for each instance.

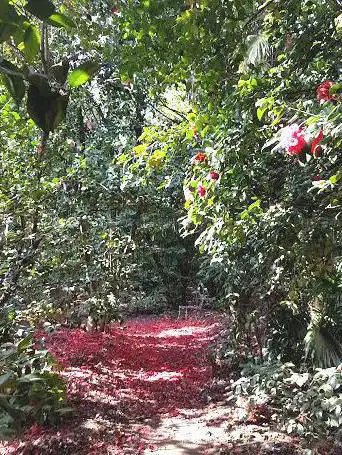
[231,361,342,438]
[0,335,69,438]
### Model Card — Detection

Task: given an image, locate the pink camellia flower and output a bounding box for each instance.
[208,171,219,181]
[316,80,337,102]
[197,185,206,197]
[279,124,308,155]
[310,130,324,156]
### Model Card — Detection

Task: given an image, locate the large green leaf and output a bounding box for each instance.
[48,13,76,30]
[23,24,40,62]
[0,0,22,26]
[243,33,270,68]
[0,0,9,17]
[0,0,23,42]
[0,59,25,104]
[17,336,33,353]
[67,61,99,88]
[25,0,56,20]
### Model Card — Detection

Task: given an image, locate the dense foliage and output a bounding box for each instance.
[117,0,342,368]
[0,0,342,446]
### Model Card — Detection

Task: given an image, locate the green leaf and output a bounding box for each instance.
[0,0,9,17]
[17,335,33,353]
[67,62,99,87]
[330,83,342,95]
[23,24,40,62]
[16,373,44,383]
[0,0,22,26]
[245,34,270,66]
[25,0,56,20]
[48,13,76,30]
[0,1,22,42]
[257,106,267,121]
[0,59,25,104]
[329,174,340,185]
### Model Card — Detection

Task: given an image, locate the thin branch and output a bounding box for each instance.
[158,101,188,122]
[8,40,26,61]
[146,100,181,124]
[0,66,24,79]
[40,24,49,75]
[244,0,276,27]
[0,99,11,113]
[45,25,50,71]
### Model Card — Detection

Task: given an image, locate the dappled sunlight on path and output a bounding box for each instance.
[1,315,300,454]
[1,316,223,454]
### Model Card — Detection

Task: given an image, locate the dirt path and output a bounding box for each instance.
[1,316,297,455]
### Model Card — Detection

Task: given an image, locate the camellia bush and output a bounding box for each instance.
[114,0,342,371]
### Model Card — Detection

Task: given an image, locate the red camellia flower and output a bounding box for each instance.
[208,171,219,181]
[316,80,337,102]
[193,152,208,163]
[280,124,308,156]
[310,130,324,155]
[288,128,307,155]
[111,7,120,15]
[312,175,323,181]
[197,185,206,197]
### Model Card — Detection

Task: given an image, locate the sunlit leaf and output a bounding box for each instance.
[67,62,99,87]
[0,59,25,104]
[23,24,40,62]
[48,13,76,30]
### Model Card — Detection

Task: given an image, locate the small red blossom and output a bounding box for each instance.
[310,130,324,156]
[197,185,206,197]
[312,175,323,181]
[193,152,208,163]
[316,80,337,102]
[111,6,120,15]
[208,171,219,181]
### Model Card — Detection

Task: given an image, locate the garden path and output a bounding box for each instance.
[1,316,297,455]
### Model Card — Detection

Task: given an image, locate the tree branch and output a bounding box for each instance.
[146,100,181,124]
[40,24,49,75]
[0,66,25,79]
[244,0,276,27]
[158,100,188,122]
